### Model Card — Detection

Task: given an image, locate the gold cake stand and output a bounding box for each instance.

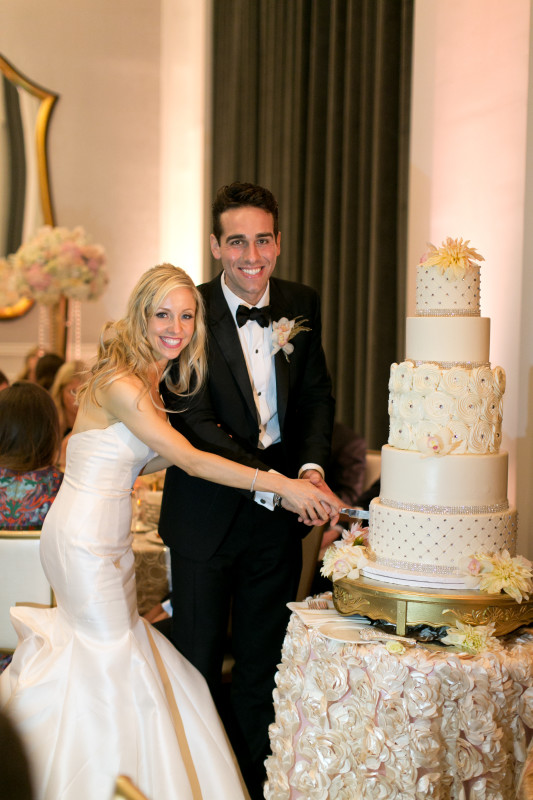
[333,574,533,637]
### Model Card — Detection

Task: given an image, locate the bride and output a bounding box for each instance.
[0,264,340,800]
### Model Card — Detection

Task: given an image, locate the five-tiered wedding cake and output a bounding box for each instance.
[362,238,517,589]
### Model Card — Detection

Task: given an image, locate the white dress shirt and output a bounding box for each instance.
[221,274,324,509]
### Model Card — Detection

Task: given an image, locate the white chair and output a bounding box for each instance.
[0,531,54,651]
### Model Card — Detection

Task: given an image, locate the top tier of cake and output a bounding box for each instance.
[416,264,480,316]
[416,237,484,317]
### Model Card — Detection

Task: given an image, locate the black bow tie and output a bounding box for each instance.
[236,305,271,328]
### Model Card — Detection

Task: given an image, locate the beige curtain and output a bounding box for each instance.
[209,0,413,448]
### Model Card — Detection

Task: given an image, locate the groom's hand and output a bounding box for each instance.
[296,469,340,527]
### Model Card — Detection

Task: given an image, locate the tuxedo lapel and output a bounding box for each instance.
[203,278,258,422]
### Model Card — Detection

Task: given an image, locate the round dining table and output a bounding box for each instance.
[132,531,170,616]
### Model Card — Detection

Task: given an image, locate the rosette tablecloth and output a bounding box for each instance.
[265,610,533,800]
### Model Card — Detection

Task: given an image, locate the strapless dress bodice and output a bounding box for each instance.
[65,422,156,494]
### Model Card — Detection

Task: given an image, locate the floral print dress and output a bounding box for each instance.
[0,466,63,530]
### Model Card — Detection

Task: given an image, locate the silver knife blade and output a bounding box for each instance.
[340,508,370,520]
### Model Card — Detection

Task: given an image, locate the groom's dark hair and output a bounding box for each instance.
[212,181,279,243]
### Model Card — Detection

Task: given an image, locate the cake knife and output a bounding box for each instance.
[340,508,370,520]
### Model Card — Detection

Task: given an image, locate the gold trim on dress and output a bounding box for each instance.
[143,620,203,799]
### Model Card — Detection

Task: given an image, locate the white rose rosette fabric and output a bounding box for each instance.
[265,614,533,800]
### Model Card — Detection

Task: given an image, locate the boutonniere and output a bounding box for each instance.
[271,316,310,361]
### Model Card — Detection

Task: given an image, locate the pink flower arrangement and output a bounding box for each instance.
[13,225,108,305]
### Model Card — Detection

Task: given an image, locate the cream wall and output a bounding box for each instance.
[160,0,211,282]
[0,0,162,374]
[0,0,210,378]
[408,0,533,556]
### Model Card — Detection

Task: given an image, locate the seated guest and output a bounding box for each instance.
[50,360,87,469]
[50,360,87,435]
[0,382,63,530]
[34,352,65,391]
[327,421,367,507]
[16,345,40,382]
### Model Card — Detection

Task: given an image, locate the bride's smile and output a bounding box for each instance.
[147,286,196,362]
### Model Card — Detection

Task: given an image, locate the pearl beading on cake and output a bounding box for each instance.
[415,309,480,317]
[380,497,509,515]
[370,555,458,575]
[410,359,489,369]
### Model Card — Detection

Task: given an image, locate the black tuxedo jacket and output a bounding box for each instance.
[158,273,335,560]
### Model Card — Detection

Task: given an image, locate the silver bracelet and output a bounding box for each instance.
[250,468,259,492]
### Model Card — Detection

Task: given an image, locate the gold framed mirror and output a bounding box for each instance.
[0,54,59,320]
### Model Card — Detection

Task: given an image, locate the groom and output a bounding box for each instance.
[159,182,336,798]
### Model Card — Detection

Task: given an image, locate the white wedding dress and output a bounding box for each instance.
[0,423,248,800]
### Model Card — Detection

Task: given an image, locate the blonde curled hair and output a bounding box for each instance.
[78,264,207,407]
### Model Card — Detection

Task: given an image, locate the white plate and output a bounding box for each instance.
[145,530,165,546]
[317,620,415,646]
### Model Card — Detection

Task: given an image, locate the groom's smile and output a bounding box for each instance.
[209,206,281,306]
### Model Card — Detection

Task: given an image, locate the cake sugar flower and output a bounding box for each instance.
[342,521,369,547]
[320,524,369,581]
[385,640,406,655]
[420,237,484,280]
[459,550,533,602]
[441,621,503,655]
[417,430,454,457]
[480,550,532,603]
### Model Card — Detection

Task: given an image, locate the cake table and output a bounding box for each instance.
[264,605,533,800]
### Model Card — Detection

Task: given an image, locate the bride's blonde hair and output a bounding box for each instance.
[78,264,207,406]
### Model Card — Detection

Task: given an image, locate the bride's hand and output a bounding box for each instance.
[298,469,341,526]
[278,477,342,525]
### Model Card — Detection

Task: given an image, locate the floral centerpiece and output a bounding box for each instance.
[0,257,20,307]
[419,236,484,279]
[12,225,108,305]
